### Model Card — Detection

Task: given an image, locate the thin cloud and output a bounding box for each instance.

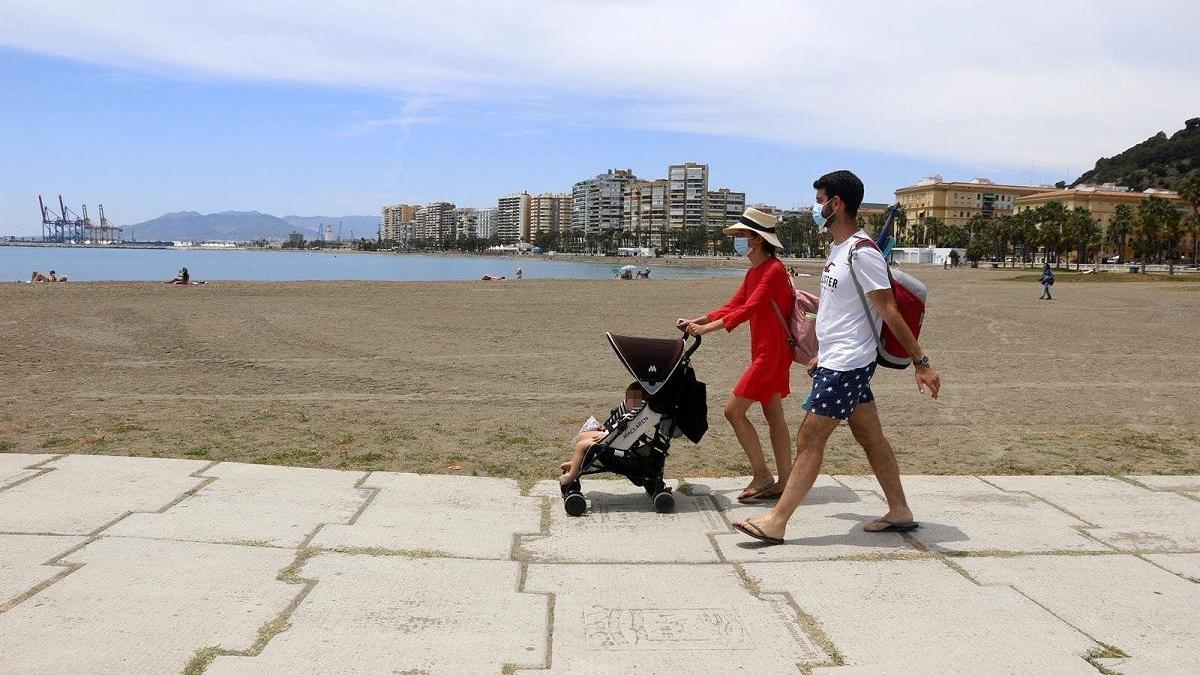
[1,1,1196,173]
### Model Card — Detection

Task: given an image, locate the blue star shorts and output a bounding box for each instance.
[802,362,877,420]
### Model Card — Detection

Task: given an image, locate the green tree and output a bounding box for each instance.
[937,223,969,248]
[1107,204,1135,263]
[1176,174,1200,265]
[1062,207,1101,270]
[1032,202,1068,266]
[920,216,943,247]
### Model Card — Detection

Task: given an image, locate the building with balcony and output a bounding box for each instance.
[895,176,1051,242]
[572,169,639,234]
[496,193,531,244]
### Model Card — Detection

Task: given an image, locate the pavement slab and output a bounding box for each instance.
[0,537,298,675]
[836,474,1106,554]
[309,472,541,558]
[1129,475,1200,498]
[0,454,208,535]
[752,558,1099,674]
[691,476,917,562]
[520,563,826,674]
[208,553,548,675]
[106,462,369,547]
[0,453,55,489]
[982,475,1200,552]
[522,479,724,563]
[1142,553,1200,582]
[0,534,86,606]
[959,554,1200,675]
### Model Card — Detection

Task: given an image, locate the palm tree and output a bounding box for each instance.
[1033,202,1068,266]
[1063,207,1100,270]
[1134,196,1180,271]
[1107,204,1135,263]
[1176,175,1200,265]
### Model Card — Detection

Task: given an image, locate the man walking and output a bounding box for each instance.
[733,170,941,544]
[1039,263,1054,300]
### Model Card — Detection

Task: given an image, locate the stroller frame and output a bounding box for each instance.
[560,333,703,516]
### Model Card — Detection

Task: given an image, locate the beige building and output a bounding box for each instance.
[380,203,420,243]
[858,202,891,229]
[572,169,639,234]
[623,179,669,246]
[496,192,530,244]
[706,188,746,231]
[895,176,1051,232]
[1014,185,1187,257]
[668,162,708,230]
[528,193,572,241]
[414,202,456,242]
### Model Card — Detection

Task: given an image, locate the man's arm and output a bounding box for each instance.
[866,289,941,399]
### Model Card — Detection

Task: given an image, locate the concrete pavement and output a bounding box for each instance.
[0,453,1196,674]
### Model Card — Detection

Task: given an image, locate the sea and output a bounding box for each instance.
[0,245,744,282]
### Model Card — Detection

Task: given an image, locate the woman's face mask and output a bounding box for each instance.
[733,236,751,256]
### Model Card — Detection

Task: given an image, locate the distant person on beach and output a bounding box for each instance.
[166,267,190,285]
[515,267,523,280]
[30,270,67,282]
[636,269,650,279]
[1040,263,1054,300]
[559,384,645,486]
[677,207,793,503]
[480,274,505,281]
[731,170,940,546]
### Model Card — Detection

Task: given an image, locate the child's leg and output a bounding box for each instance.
[560,431,604,485]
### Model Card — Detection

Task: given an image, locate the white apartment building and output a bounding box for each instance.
[496,193,531,244]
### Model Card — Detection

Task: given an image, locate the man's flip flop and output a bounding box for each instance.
[863,519,919,533]
[736,483,778,504]
[733,520,784,545]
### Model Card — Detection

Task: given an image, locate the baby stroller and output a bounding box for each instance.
[560,333,708,516]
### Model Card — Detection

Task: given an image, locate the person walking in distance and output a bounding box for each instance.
[1040,263,1054,300]
[733,170,941,544]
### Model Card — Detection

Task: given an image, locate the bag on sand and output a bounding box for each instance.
[770,276,820,365]
[847,236,927,369]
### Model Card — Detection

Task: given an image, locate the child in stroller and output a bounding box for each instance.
[558,333,708,517]
[559,383,647,486]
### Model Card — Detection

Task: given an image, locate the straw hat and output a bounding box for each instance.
[722,207,782,249]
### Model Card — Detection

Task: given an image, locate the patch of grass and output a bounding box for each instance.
[377,427,416,444]
[734,566,761,595]
[278,548,318,584]
[108,420,146,433]
[181,646,220,675]
[335,433,356,446]
[258,449,325,466]
[183,446,211,457]
[1084,642,1130,674]
[40,435,72,449]
[319,545,452,558]
[0,439,13,453]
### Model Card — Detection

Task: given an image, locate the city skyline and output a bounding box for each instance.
[1,2,1196,236]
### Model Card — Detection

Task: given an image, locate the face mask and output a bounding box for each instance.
[812,199,835,228]
[733,237,750,256]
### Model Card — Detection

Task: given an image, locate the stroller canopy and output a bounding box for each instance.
[606,333,686,396]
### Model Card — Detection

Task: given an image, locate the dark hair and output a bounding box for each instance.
[813,170,864,217]
[761,241,777,256]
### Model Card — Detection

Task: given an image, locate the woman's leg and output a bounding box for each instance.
[759,395,792,494]
[724,395,774,495]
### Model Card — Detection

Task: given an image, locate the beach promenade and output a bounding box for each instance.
[1,454,1197,673]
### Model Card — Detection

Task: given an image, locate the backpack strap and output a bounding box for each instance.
[770,267,799,348]
[846,234,886,357]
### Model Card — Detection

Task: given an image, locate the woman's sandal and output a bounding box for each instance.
[737,482,780,503]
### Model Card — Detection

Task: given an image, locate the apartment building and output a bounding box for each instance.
[528,193,572,241]
[572,169,638,234]
[496,193,531,244]
[380,203,420,243]
[414,202,456,242]
[706,188,746,231]
[475,207,498,240]
[668,163,709,230]
[453,207,478,239]
[623,179,669,245]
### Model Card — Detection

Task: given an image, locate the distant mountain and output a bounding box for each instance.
[283,215,380,237]
[129,211,312,242]
[1073,117,1200,191]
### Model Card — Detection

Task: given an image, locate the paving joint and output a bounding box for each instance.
[0,454,65,493]
[1115,474,1200,503]
[511,496,556,673]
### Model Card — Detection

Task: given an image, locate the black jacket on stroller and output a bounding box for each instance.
[560,333,707,516]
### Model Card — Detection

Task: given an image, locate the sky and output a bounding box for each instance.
[0,1,1196,236]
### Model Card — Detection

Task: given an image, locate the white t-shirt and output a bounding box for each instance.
[816,231,891,371]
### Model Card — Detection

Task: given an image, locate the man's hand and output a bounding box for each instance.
[806,357,818,377]
[915,365,941,400]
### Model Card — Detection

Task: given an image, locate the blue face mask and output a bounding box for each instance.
[733,237,750,256]
[812,199,835,228]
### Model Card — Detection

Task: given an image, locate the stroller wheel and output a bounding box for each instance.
[653,491,675,514]
[564,493,587,517]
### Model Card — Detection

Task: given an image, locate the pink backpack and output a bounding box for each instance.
[770,276,820,364]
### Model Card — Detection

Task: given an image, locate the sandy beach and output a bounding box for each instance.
[2,267,1198,483]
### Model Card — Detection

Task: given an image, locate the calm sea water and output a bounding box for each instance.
[0,246,743,282]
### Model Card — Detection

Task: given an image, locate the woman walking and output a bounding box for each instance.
[1040,263,1055,300]
[678,208,794,502]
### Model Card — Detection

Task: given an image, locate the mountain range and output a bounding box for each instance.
[129,211,379,242]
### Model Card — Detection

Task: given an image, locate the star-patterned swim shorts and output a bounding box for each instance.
[805,362,877,420]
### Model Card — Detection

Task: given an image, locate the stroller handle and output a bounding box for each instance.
[683,333,702,359]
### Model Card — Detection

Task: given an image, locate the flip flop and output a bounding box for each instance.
[736,482,778,504]
[863,519,919,533]
[732,520,784,545]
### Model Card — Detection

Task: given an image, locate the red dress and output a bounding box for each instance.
[706,257,794,404]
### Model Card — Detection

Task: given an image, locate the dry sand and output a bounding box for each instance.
[2,267,1198,483]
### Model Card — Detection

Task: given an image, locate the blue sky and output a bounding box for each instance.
[1,1,1196,236]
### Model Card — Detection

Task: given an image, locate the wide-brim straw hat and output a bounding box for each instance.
[722,207,783,249]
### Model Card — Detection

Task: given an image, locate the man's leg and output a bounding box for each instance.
[847,401,915,529]
[733,413,840,540]
[724,395,774,495]
[759,394,792,491]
